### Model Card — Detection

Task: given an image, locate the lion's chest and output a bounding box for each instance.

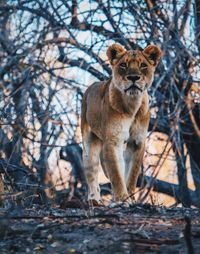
[129,115,149,146]
[105,114,148,146]
[103,115,134,143]
[120,118,133,141]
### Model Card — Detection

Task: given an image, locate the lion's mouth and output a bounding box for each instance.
[124,84,143,93]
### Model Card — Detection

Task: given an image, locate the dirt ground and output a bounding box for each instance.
[0,202,200,254]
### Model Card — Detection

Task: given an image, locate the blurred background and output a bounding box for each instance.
[0,0,199,208]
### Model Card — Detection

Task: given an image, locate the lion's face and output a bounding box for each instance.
[107,44,162,96]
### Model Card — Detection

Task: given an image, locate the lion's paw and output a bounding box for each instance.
[109,197,133,208]
[88,199,104,207]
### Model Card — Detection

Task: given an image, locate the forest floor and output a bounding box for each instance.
[0,201,200,254]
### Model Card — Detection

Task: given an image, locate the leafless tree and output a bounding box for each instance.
[0,0,199,207]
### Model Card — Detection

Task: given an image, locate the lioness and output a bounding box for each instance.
[81,43,162,205]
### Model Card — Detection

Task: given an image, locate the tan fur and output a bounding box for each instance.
[81,44,162,205]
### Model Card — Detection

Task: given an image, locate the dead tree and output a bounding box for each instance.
[0,0,199,207]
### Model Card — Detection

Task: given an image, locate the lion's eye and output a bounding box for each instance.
[140,62,148,69]
[119,62,127,69]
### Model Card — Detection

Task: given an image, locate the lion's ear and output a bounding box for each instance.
[106,44,126,65]
[143,45,162,66]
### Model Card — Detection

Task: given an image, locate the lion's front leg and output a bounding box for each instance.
[82,132,102,204]
[103,141,130,204]
[126,141,145,198]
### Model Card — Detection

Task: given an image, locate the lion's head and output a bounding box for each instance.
[107,44,162,96]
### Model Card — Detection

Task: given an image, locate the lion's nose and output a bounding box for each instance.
[126,75,140,83]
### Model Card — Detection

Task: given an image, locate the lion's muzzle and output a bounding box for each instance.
[126,75,140,83]
[124,75,143,93]
[124,84,143,93]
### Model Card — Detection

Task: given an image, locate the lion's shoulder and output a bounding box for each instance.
[84,78,111,101]
[99,78,111,98]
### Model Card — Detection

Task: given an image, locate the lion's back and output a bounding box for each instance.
[81,80,110,136]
